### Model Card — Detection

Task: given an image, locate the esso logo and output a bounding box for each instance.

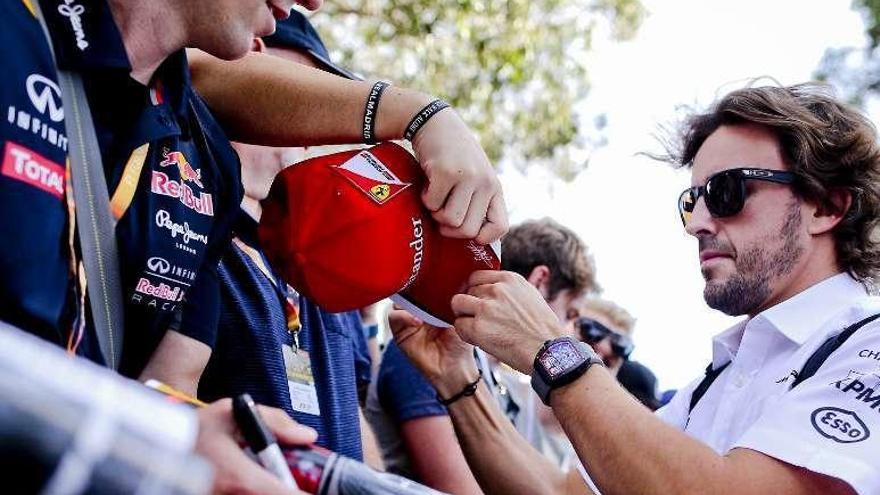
[811,407,870,443]
[146,256,171,275]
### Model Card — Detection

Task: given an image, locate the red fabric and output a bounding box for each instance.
[259,142,499,321]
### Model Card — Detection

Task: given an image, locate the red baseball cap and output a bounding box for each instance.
[258,142,500,327]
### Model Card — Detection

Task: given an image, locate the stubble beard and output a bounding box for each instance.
[703,199,805,316]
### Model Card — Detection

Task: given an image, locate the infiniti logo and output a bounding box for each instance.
[57,0,90,51]
[26,75,63,123]
[146,257,171,275]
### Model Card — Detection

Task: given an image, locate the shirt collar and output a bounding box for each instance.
[710,273,868,368]
[711,321,746,369]
[233,208,260,248]
[39,0,130,71]
[760,272,868,345]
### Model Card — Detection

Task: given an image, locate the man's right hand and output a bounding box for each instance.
[196,399,316,494]
[388,309,480,398]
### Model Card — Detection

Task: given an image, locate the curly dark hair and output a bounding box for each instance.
[662,83,880,282]
[501,218,599,299]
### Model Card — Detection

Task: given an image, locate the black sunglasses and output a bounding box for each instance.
[678,168,795,227]
[575,317,634,359]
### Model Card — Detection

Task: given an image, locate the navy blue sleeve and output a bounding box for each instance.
[377,340,447,423]
[170,262,220,348]
[344,311,372,390]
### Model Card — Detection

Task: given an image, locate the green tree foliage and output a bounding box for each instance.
[815,0,880,107]
[310,0,644,178]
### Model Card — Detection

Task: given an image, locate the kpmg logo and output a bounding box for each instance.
[811,407,870,443]
[58,1,90,51]
[26,75,63,123]
[831,375,880,412]
[146,256,171,275]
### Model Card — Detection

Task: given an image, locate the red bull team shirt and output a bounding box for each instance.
[0,0,242,375]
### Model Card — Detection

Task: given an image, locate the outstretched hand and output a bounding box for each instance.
[388,309,481,398]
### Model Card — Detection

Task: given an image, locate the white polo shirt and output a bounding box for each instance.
[653,273,880,494]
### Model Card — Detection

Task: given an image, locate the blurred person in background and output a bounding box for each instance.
[567,297,636,376]
[365,218,597,493]
[617,360,661,411]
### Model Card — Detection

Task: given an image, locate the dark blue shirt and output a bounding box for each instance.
[190,211,365,460]
[343,309,373,404]
[0,0,241,374]
[377,340,447,423]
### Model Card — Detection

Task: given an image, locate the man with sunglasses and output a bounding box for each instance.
[568,298,636,376]
[391,83,880,494]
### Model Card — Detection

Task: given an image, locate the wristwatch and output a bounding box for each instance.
[531,336,603,406]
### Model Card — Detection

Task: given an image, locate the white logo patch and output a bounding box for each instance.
[26,75,63,123]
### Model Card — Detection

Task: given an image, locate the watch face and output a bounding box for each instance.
[539,340,584,379]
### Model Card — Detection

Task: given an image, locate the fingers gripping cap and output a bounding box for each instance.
[258,143,501,325]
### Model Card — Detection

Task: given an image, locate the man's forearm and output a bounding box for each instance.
[188,50,432,147]
[550,367,832,495]
[444,380,581,495]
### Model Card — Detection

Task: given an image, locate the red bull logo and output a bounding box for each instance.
[160,150,204,189]
[151,171,214,216]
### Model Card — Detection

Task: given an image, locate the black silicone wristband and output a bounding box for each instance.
[362,81,390,144]
[404,99,450,142]
[436,369,483,406]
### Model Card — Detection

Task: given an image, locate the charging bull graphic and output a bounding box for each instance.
[160,150,204,189]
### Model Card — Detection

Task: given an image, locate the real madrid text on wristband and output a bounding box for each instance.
[531,336,603,406]
[437,369,483,406]
[362,81,390,144]
[404,99,451,142]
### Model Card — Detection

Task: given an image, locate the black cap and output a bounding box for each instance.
[264,10,361,80]
[617,361,661,411]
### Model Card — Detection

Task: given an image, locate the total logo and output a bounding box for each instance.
[6,74,68,151]
[1,141,64,199]
[811,407,870,443]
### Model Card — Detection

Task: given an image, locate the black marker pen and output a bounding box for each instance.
[233,393,299,490]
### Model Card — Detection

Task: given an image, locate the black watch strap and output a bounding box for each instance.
[531,337,603,406]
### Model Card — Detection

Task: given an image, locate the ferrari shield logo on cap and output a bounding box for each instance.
[334,150,411,204]
[370,184,391,202]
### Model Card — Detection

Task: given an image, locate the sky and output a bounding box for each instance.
[499,0,870,390]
